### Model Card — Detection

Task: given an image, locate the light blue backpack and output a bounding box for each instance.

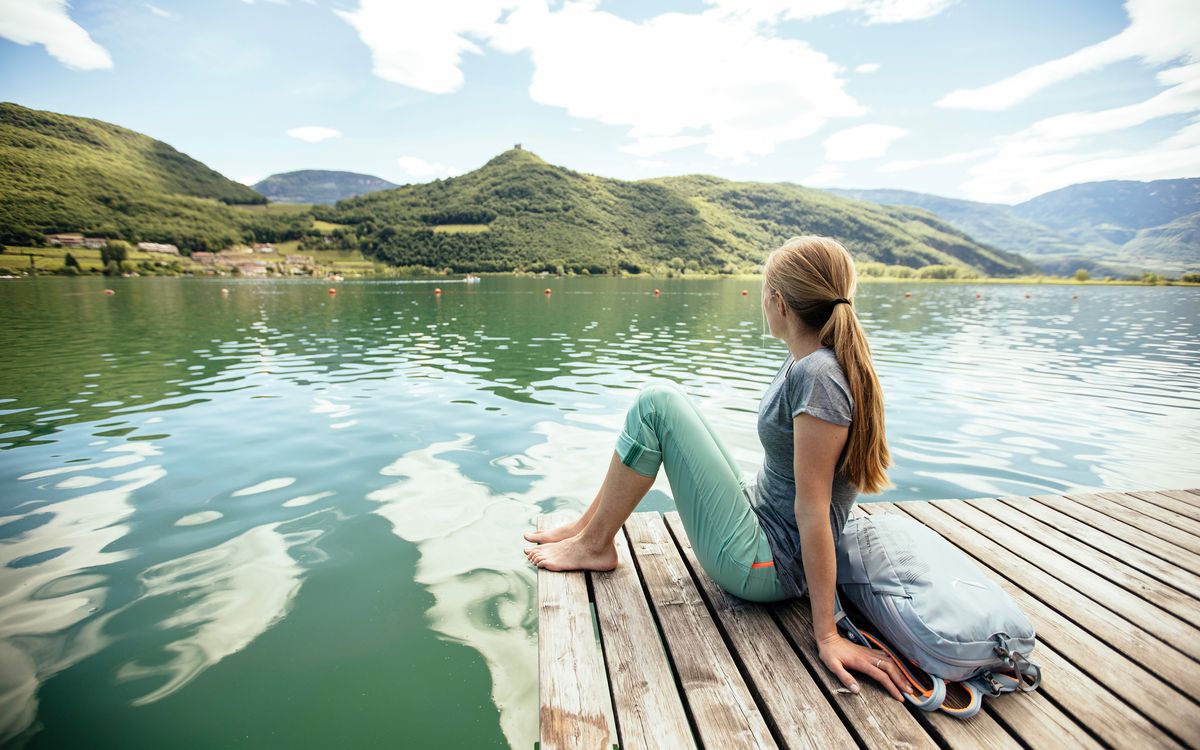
[833,512,1040,717]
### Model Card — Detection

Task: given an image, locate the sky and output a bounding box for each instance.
[1,0,1197,204]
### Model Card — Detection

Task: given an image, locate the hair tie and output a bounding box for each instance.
[831,298,851,307]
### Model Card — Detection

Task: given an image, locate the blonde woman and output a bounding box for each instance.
[523,236,911,701]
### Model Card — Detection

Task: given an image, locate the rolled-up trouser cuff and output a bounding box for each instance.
[616,429,662,477]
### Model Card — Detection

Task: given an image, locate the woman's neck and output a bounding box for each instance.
[783,328,824,362]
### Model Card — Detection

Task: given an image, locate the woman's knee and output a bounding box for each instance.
[637,380,687,410]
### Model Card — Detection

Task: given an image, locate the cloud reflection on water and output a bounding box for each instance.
[0,444,163,743]
[367,413,664,750]
[115,522,321,705]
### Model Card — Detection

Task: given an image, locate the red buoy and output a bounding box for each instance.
[741,290,748,296]
[653,288,660,296]
[434,288,442,295]
[975,293,982,299]
[544,288,552,295]
[329,288,337,295]
[903,291,912,299]
[103,289,115,295]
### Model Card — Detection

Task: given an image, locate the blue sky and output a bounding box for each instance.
[1,0,1197,203]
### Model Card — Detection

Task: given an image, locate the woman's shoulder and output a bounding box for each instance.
[793,347,846,382]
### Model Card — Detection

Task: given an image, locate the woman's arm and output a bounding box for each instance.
[793,413,911,701]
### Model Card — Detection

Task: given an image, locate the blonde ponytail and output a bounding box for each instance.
[764,236,894,494]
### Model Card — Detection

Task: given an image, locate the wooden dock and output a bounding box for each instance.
[536,488,1200,750]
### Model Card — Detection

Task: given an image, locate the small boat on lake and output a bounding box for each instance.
[463,274,481,283]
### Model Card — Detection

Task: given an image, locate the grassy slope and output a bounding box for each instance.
[0,102,314,251]
[321,150,1036,276]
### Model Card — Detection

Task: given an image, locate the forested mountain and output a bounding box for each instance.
[0,102,308,251]
[253,170,398,204]
[318,148,1035,276]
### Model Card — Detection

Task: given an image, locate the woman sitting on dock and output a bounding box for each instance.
[524,235,914,702]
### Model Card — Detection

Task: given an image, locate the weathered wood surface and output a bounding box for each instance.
[537,489,1200,749]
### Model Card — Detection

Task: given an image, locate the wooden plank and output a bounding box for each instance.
[995,496,1200,602]
[1157,488,1200,509]
[592,519,696,750]
[935,499,1200,663]
[1064,492,1200,554]
[1108,491,1200,538]
[770,597,940,750]
[868,501,1199,748]
[537,512,618,750]
[663,512,858,750]
[624,513,777,750]
[972,496,1200,626]
[1030,493,1200,577]
[1128,490,1200,523]
[856,505,1151,750]
[1187,488,1200,500]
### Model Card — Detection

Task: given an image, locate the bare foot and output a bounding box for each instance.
[524,535,617,572]
[523,518,585,544]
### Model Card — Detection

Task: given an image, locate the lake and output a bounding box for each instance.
[1,275,1197,748]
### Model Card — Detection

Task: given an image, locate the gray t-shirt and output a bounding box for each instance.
[748,346,858,598]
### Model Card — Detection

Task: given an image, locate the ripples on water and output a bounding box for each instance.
[1,276,1197,747]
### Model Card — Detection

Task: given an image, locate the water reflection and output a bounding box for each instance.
[0,444,163,743]
[115,521,322,705]
[368,416,671,750]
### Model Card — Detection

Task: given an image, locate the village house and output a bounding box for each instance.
[46,233,107,248]
[46,233,84,247]
[252,243,275,253]
[137,242,180,255]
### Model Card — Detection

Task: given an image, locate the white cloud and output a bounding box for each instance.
[337,0,878,161]
[333,1,508,94]
[879,147,991,173]
[396,156,460,180]
[285,126,342,143]
[706,0,956,25]
[960,64,1200,202]
[145,4,170,17]
[854,62,880,73]
[803,164,845,185]
[938,0,1200,111]
[237,175,263,186]
[0,0,113,70]
[823,124,908,161]
[635,159,668,170]
[492,3,866,161]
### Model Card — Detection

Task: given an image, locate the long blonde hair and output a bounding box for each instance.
[763,235,893,494]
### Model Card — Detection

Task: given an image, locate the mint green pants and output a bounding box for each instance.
[615,381,793,603]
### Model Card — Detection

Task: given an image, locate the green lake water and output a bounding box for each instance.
[1,276,1198,748]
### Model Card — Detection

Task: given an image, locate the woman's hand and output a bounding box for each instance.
[817,632,914,702]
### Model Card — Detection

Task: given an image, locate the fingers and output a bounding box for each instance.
[833,665,860,695]
[862,660,904,702]
[883,658,915,698]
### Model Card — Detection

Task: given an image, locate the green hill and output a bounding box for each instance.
[318,148,1035,276]
[254,170,399,204]
[0,102,309,251]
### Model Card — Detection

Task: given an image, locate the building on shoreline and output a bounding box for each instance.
[46,233,106,248]
[137,242,180,255]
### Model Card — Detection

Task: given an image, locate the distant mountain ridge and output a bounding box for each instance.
[253,170,399,204]
[830,179,1200,275]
